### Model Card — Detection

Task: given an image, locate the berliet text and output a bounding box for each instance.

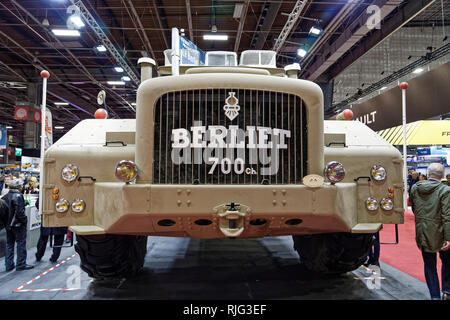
[171,121,292,176]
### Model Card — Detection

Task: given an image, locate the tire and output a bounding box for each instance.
[292,232,374,274]
[74,234,148,279]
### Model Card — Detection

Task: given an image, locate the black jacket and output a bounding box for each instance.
[2,189,27,229]
[0,198,9,230]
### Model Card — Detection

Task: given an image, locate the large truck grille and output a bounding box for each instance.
[153,89,307,184]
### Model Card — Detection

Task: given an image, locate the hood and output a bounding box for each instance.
[414,179,442,195]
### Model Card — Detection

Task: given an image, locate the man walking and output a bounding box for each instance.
[410,163,450,300]
[2,179,34,271]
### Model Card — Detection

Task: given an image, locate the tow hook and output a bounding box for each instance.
[214,202,251,238]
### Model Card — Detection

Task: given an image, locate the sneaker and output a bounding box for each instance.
[5,266,14,272]
[49,257,58,263]
[16,264,34,271]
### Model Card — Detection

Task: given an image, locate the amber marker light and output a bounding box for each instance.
[52,194,59,200]
[388,187,394,193]
[389,193,394,199]
[53,187,59,194]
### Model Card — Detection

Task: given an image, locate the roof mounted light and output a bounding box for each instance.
[309,26,322,36]
[203,34,228,41]
[51,29,80,37]
[95,44,107,52]
[297,48,307,58]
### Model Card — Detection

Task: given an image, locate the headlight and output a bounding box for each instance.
[71,199,86,213]
[324,161,345,184]
[380,197,393,211]
[61,164,79,182]
[115,160,138,183]
[371,165,386,181]
[55,199,70,213]
[365,197,378,211]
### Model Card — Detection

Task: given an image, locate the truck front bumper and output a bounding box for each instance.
[66,182,388,237]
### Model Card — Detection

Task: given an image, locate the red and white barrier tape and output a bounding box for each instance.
[13,253,79,293]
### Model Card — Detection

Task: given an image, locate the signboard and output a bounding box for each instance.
[179,34,205,65]
[0,125,6,149]
[21,156,40,173]
[350,61,450,131]
[29,206,41,230]
[33,109,41,123]
[14,106,29,121]
[417,148,430,156]
[44,109,53,151]
[15,147,22,157]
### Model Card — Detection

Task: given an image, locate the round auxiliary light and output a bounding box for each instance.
[55,198,70,213]
[115,160,138,183]
[324,161,346,184]
[365,197,379,211]
[380,197,394,211]
[61,164,79,182]
[371,165,387,181]
[71,198,86,213]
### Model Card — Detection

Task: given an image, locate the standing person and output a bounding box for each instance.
[419,173,427,181]
[410,163,450,300]
[35,195,67,263]
[446,174,450,187]
[366,228,382,267]
[2,179,34,271]
[0,196,9,231]
[408,171,419,194]
[1,175,11,197]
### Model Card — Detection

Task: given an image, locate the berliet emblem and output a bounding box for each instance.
[223,92,240,121]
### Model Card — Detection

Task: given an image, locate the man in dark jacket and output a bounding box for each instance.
[410,163,450,300]
[0,197,9,231]
[35,195,68,263]
[2,179,34,271]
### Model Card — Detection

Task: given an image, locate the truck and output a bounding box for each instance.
[41,50,404,279]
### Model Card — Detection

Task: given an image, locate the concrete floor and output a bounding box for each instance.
[0,236,430,300]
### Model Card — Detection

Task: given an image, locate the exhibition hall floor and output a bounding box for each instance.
[0,235,430,300]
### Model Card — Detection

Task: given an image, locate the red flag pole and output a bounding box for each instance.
[39,70,50,215]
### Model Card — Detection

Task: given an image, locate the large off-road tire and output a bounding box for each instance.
[293,232,374,274]
[75,234,148,279]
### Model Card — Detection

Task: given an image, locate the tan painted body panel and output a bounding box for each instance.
[43,71,404,237]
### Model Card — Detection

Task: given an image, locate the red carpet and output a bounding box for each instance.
[380,209,442,283]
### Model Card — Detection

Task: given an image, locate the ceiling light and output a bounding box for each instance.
[51,29,80,37]
[6,126,13,129]
[42,18,50,27]
[107,81,125,86]
[203,34,228,41]
[131,102,136,106]
[68,15,85,28]
[114,66,124,73]
[413,68,424,74]
[121,76,131,82]
[233,3,244,19]
[309,26,322,36]
[55,126,65,129]
[95,44,107,52]
[297,48,307,57]
[380,86,387,90]
[54,102,69,105]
